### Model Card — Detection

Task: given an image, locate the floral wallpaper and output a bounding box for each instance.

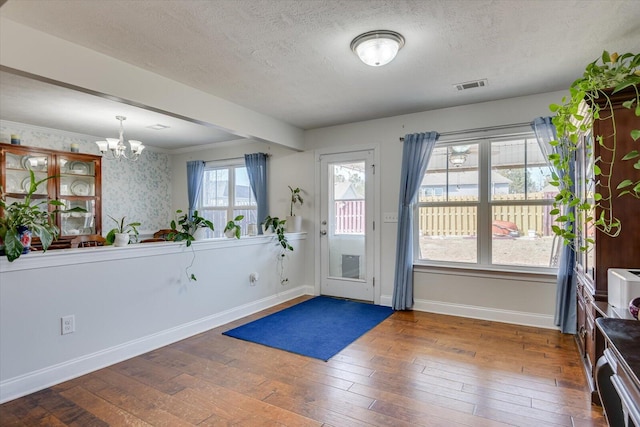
[1,121,173,234]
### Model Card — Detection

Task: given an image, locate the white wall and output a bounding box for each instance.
[170,141,317,302]
[0,235,309,403]
[303,92,566,328]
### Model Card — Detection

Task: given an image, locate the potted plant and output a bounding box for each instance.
[224,214,244,238]
[169,210,214,244]
[286,186,304,232]
[167,210,214,281]
[262,215,293,251]
[0,171,83,262]
[105,215,141,247]
[548,50,639,250]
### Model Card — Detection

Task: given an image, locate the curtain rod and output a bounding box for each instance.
[398,121,532,141]
[203,153,271,163]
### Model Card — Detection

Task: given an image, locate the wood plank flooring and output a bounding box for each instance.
[0,296,607,426]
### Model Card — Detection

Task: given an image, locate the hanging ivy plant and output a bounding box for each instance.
[548,50,640,251]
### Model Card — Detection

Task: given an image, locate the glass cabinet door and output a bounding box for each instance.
[2,150,51,197]
[2,143,102,239]
[57,156,100,236]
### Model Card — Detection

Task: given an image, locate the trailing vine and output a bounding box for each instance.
[548,50,640,251]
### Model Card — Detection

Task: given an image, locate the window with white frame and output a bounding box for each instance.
[416,134,558,270]
[198,161,257,238]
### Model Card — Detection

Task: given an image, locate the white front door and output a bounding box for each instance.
[319,150,375,301]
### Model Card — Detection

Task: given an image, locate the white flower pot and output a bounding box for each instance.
[286,215,302,233]
[224,228,237,238]
[262,224,275,235]
[113,233,130,247]
[193,228,207,241]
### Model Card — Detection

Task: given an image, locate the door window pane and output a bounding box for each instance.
[329,161,365,279]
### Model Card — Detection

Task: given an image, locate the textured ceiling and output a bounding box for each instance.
[1,0,640,148]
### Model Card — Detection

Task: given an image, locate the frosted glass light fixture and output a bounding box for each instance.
[350,30,405,67]
[95,116,145,161]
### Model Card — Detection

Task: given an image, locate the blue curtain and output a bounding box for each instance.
[186,160,205,218]
[245,153,268,235]
[392,132,440,310]
[532,117,576,334]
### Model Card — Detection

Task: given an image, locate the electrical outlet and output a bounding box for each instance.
[383,212,398,223]
[61,315,75,335]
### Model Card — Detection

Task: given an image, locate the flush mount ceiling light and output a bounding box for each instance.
[95,116,145,161]
[350,30,405,67]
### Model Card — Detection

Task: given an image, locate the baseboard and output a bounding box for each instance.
[0,285,313,404]
[379,294,557,330]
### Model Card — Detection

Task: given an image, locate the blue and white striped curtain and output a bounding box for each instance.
[186,160,205,218]
[244,153,268,235]
[392,132,439,310]
[532,117,576,334]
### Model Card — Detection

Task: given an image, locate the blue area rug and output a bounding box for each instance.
[222,296,394,361]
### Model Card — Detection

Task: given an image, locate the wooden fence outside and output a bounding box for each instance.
[334,194,555,237]
[419,193,554,237]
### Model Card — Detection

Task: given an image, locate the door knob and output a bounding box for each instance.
[320,230,327,235]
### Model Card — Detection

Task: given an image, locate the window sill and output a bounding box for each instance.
[413,262,557,283]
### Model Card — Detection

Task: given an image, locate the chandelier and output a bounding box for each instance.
[95,116,145,161]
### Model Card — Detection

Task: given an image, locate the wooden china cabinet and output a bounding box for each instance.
[0,143,102,246]
[573,90,640,401]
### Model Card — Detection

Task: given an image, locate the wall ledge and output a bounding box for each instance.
[0,232,307,272]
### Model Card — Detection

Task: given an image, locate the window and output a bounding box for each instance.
[416,134,557,271]
[199,161,257,238]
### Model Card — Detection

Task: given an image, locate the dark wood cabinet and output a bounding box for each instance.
[574,90,640,402]
[0,143,102,240]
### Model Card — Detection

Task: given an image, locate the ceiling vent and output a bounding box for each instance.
[454,79,488,91]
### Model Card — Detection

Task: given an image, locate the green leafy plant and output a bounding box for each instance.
[105,215,141,245]
[169,210,214,246]
[262,215,293,251]
[224,214,244,239]
[168,210,214,281]
[548,50,640,250]
[0,171,84,262]
[288,186,303,216]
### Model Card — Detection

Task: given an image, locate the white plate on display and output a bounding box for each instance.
[20,156,47,171]
[6,154,20,169]
[21,177,32,193]
[70,180,90,196]
[68,161,89,175]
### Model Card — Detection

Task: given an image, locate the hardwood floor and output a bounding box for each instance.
[0,296,607,426]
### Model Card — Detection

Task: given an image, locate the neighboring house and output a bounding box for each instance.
[420,170,511,198]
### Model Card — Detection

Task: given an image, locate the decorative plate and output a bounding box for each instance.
[21,177,30,193]
[70,180,90,196]
[6,154,20,169]
[20,156,46,171]
[68,161,89,175]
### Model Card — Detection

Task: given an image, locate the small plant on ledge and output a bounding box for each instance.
[105,215,140,246]
[0,171,85,262]
[168,210,214,281]
[224,215,244,239]
[288,186,303,217]
[169,210,214,246]
[262,215,293,251]
[548,50,639,250]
